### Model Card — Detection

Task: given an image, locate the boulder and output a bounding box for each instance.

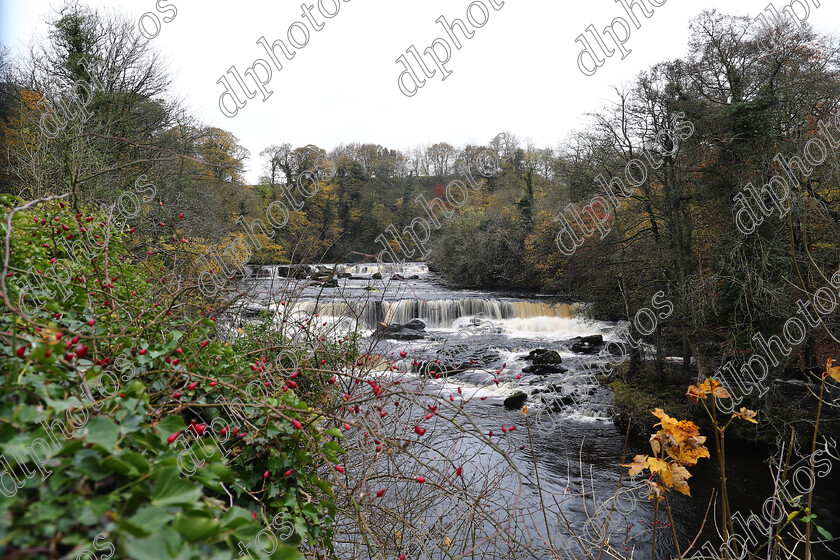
[522,364,566,376]
[569,335,604,355]
[527,349,562,365]
[550,395,576,411]
[504,392,528,410]
[376,319,427,341]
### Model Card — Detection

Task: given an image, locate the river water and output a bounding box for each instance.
[230,262,840,559]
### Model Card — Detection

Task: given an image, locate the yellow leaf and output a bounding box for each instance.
[686,384,703,403]
[649,434,661,456]
[732,407,758,424]
[670,463,692,496]
[827,358,840,382]
[687,378,729,401]
[647,457,672,487]
[521,407,528,415]
[624,454,649,477]
[652,408,678,432]
[645,480,664,502]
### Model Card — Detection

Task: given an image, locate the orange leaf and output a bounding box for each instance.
[624,454,649,477]
[732,407,758,424]
[827,358,840,382]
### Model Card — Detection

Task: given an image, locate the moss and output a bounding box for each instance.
[608,363,699,436]
[604,361,835,445]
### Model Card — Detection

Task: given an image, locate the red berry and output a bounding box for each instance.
[292,420,302,430]
[285,469,293,476]
[376,489,385,497]
[201,340,209,347]
[252,512,257,521]
[87,319,95,326]
[139,349,146,355]
[264,471,269,479]
[416,477,426,484]
[456,467,463,476]
[286,380,297,389]
[175,348,183,354]
[209,381,218,387]
[167,432,180,443]
[173,391,182,399]
[399,351,407,358]
[188,382,198,390]
[414,426,426,436]
[335,465,344,473]
[75,344,88,359]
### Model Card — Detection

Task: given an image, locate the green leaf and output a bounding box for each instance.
[816,524,834,541]
[85,416,119,453]
[157,416,186,444]
[221,506,254,530]
[116,506,171,537]
[124,530,176,560]
[101,456,137,476]
[118,451,150,474]
[172,510,220,542]
[152,467,202,507]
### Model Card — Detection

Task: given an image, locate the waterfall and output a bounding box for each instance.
[382,299,574,327]
[246,262,430,279]
[272,298,575,330]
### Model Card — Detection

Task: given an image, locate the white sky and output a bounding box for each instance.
[2,0,839,184]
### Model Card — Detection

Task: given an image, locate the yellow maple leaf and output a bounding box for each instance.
[827,358,840,382]
[647,457,672,487]
[645,480,664,502]
[732,407,758,424]
[672,441,710,466]
[652,408,678,431]
[624,454,649,477]
[670,463,692,496]
[687,378,730,402]
[686,384,703,403]
[649,433,661,456]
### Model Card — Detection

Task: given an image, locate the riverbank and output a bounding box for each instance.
[602,360,839,446]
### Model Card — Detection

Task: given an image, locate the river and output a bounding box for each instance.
[229,262,840,559]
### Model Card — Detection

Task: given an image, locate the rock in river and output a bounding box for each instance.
[504,392,528,410]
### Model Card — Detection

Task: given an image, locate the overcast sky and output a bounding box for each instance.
[2,0,839,184]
